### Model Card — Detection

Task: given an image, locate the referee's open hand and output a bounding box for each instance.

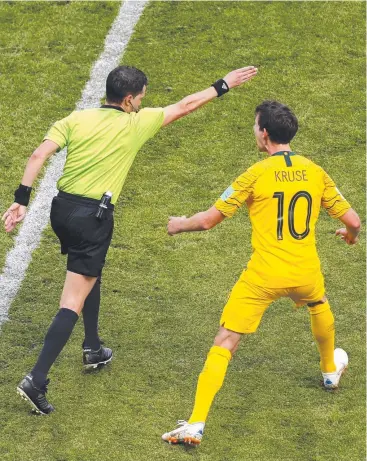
[2,203,27,233]
[223,66,258,89]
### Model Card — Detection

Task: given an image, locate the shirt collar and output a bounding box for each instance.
[100,104,125,112]
[271,151,296,156]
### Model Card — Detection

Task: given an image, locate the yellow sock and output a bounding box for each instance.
[188,346,231,424]
[308,301,336,373]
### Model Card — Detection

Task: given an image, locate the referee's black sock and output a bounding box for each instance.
[82,277,101,351]
[31,308,79,388]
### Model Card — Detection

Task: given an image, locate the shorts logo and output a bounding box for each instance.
[220,185,234,201]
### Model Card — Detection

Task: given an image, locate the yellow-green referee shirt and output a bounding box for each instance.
[44,106,164,204]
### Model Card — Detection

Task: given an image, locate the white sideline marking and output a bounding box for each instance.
[0,0,149,326]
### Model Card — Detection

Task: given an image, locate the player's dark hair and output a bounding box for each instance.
[255,100,298,144]
[106,66,148,103]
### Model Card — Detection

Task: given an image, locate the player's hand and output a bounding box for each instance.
[2,203,27,233]
[335,228,358,245]
[223,66,258,89]
[167,216,186,236]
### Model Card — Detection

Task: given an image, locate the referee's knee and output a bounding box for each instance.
[59,294,85,314]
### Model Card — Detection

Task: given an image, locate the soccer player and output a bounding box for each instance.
[162,100,361,446]
[2,65,257,415]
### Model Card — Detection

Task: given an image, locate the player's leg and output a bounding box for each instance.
[81,274,113,369]
[308,300,348,389]
[188,326,240,425]
[17,271,96,414]
[82,274,102,351]
[307,297,336,373]
[290,277,348,389]
[162,327,238,446]
[81,277,113,370]
[162,275,274,445]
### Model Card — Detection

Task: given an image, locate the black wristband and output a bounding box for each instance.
[14,184,32,206]
[211,79,230,97]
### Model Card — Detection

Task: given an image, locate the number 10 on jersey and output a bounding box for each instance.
[273,191,312,241]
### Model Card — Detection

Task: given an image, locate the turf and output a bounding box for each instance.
[0,1,365,461]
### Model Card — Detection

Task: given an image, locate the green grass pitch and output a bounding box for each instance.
[0,2,365,460]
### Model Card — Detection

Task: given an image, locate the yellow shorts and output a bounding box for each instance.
[220,271,325,334]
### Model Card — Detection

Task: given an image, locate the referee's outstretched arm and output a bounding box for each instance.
[162,66,257,126]
[2,65,257,233]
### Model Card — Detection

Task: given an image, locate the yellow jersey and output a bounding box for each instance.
[214,151,351,287]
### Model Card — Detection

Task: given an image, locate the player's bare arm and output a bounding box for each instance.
[162,66,258,127]
[335,208,361,245]
[167,206,225,236]
[2,140,59,233]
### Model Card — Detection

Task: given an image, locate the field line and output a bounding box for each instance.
[0,0,149,326]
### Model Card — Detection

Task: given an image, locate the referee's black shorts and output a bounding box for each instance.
[50,191,114,277]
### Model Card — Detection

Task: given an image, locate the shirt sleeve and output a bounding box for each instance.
[133,108,164,146]
[214,164,261,218]
[43,113,73,150]
[321,170,351,218]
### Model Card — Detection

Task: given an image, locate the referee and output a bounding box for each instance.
[2,64,257,415]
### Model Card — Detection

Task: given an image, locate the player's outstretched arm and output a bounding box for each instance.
[335,208,361,245]
[162,66,258,127]
[167,206,225,236]
[2,140,59,233]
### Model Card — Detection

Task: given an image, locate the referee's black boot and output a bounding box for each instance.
[16,375,54,415]
[83,345,113,370]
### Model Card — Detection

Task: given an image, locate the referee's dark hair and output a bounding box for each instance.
[255,100,298,144]
[106,66,148,103]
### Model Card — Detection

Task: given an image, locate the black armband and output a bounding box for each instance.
[14,184,32,206]
[211,79,230,97]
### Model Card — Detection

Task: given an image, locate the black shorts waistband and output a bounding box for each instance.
[57,190,115,210]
